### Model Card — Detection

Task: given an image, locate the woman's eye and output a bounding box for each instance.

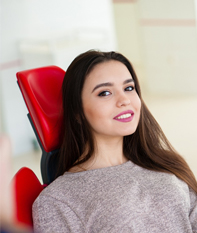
[98,91,111,97]
[125,86,134,91]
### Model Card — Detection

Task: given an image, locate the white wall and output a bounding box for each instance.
[0,0,117,155]
[139,0,197,95]
[113,0,197,96]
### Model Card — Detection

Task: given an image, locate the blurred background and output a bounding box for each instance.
[0,0,197,182]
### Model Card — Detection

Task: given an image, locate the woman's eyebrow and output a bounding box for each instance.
[92,78,134,93]
[92,82,113,93]
[123,78,134,85]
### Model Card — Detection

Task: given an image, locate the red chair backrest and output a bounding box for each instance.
[13,167,45,227]
[16,66,65,152]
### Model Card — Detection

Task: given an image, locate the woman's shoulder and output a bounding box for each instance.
[34,174,77,203]
[132,164,190,194]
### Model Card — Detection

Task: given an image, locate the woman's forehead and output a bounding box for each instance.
[85,60,132,85]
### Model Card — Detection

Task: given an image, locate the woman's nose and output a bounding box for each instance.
[116,93,131,107]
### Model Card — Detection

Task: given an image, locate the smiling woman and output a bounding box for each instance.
[32,50,197,233]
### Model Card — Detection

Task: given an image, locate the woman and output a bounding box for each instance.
[33,50,197,233]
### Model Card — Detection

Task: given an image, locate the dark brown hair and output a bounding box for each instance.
[57,50,197,193]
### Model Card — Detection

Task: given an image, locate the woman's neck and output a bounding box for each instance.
[69,136,128,172]
[94,136,126,165]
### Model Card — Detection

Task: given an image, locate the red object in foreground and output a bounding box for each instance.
[13,167,44,227]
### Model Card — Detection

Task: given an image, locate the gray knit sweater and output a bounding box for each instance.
[33,161,197,233]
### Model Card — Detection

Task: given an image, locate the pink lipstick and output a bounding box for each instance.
[113,110,134,122]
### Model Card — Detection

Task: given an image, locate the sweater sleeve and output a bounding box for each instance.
[189,188,197,233]
[32,195,86,233]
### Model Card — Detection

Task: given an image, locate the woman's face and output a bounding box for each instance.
[81,60,141,140]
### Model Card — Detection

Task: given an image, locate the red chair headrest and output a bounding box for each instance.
[16,66,65,152]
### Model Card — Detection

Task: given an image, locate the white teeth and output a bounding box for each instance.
[116,113,131,119]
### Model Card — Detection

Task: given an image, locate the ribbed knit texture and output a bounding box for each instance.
[33,161,197,233]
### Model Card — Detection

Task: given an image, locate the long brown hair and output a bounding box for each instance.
[57,50,197,193]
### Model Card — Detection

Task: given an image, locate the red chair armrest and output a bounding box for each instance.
[13,167,44,227]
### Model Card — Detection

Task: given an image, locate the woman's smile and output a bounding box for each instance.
[114,110,134,122]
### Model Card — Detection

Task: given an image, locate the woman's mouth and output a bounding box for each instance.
[114,110,134,122]
[115,113,132,119]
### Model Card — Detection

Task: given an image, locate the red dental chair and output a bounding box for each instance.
[14,66,65,228]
